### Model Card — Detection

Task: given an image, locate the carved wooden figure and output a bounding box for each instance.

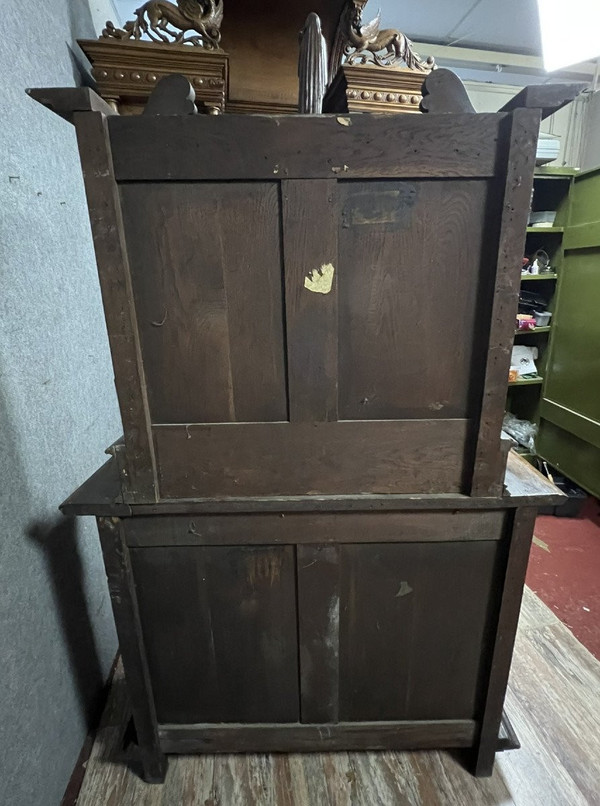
[298,12,328,114]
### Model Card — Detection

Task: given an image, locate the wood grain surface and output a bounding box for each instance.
[120,182,287,424]
[59,450,565,516]
[123,510,507,547]
[74,588,600,805]
[470,109,541,496]
[130,545,299,725]
[74,112,158,502]
[108,112,504,181]
[337,541,500,722]
[337,179,494,420]
[282,179,338,422]
[153,419,469,497]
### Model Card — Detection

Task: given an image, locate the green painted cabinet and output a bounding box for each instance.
[537,167,600,497]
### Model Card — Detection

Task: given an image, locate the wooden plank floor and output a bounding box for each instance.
[76,588,600,805]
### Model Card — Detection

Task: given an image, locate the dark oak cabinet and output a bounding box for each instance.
[30,76,576,783]
[128,525,503,726]
[69,107,543,502]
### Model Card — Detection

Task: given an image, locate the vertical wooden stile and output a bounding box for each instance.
[470,108,542,495]
[73,111,158,502]
[281,179,338,422]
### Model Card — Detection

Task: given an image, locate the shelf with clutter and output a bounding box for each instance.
[506,167,576,450]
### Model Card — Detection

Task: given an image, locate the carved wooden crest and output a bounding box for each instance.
[101,0,224,48]
[330,0,434,79]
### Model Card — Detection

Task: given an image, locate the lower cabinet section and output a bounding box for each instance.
[128,512,506,729]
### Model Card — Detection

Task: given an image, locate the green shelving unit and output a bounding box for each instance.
[536,165,600,498]
[508,376,544,387]
[526,226,564,234]
[514,326,552,335]
[506,168,575,428]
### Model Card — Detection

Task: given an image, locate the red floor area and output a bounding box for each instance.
[526,497,600,660]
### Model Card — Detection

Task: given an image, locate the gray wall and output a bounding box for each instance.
[0,2,121,804]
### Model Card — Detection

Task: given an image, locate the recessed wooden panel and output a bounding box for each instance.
[130,545,299,724]
[124,510,507,547]
[109,113,504,182]
[338,541,501,721]
[338,179,496,420]
[120,182,287,424]
[153,419,469,497]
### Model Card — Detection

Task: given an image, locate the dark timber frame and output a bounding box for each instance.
[30,77,579,783]
[61,452,565,782]
[29,83,583,503]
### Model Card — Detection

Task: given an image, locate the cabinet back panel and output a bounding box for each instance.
[338,541,501,720]
[120,182,288,424]
[130,545,299,724]
[338,179,493,420]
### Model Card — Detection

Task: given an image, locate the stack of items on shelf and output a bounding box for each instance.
[503,412,537,453]
[509,345,539,383]
[522,248,552,275]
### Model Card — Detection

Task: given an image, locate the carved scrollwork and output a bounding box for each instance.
[101,0,224,48]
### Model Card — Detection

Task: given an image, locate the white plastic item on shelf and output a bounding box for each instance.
[510,345,538,377]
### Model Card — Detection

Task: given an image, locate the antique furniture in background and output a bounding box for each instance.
[29,28,582,785]
[79,0,228,114]
[80,0,353,114]
[324,0,434,113]
[80,0,435,115]
[79,38,228,114]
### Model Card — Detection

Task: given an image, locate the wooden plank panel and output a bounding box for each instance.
[338,541,501,722]
[109,113,503,181]
[123,510,507,547]
[282,180,338,421]
[158,720,476,753]
[471,109,542,495]
[59,447,563,516]
[130,545,299,724]
[338,179,494,419]
[73,111,157,502]
[153,419,469,497]
[119,182,287,424]
[297,545,340,722]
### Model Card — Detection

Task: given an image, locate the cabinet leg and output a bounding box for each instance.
[139,749,168,784]
[471,738,497,777]
[472,507,537,778]
[97,516,167,784]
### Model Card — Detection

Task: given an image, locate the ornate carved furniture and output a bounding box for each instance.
[323,0,434,114]
[29,67,581,784]
[78,39,228,114]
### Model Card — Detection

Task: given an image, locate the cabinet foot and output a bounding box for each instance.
[140,751,168,784]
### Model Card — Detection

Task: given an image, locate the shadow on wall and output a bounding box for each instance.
[28,516,106,731]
